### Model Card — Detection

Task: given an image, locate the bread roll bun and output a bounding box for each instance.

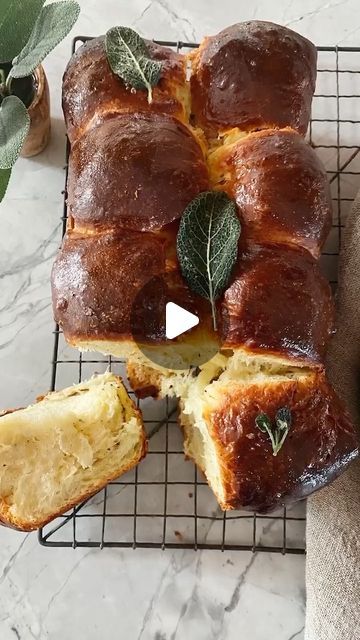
[67,112,209,233]
[63,36,190,142]
[180,365,357,512]
[209,128,332,257]
[190,21,317,137]
[221,242,334,365]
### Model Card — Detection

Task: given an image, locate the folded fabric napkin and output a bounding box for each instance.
[305,193,360,639]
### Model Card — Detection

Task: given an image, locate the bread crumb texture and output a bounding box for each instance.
[0,373,145,530]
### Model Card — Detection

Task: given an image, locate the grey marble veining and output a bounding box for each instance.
[2,0,360,637]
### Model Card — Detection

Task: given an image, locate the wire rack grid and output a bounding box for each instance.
[38,38,360,553]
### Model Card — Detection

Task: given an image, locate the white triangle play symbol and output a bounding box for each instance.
[165,302,199,340]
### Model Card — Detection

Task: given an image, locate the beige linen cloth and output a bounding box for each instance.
[305,194,360,639]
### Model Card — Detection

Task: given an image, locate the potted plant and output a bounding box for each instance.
[0,0,80,202]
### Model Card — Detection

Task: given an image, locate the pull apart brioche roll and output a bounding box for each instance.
[52,228,217,365]
[0,374,146,531]
[67,112,209,233]
[52,22,358,514]
[54,110,214,362]
[179,367,357,512]
[63,37,190,143]
[221,243,334,365]
[52,229,167,348]
[190,21,317,137]
[209,128,332,257]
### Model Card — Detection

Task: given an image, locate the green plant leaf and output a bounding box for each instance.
[255,407,292,456]
[255,413,272,434]
[11,1,80,79]
[177,191,241,330]
[0,0,45,62]
[0,167,11,202]
[105,26,162,104]
[275,407,292,432]
[0,96,30,169]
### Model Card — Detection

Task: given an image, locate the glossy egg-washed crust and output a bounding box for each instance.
[209,128,332,258]
[62,37,189,143]
[221,243,334,364]
[197,372,358,512]
[190,21,317,136]
[51,22,358,515]
[55,28,331,364]
[52,227,214,346]
[67,112,209,232]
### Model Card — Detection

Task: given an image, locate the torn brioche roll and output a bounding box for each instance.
[127,351,358,512]
[0,373,146,531]
[179,363,357,512]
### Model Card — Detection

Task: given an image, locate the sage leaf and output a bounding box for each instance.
[255,413,272,434]
[0,167,11,202]
[0,0,45,63]
[177,191,241,330]
[105,26,162,104]
[0,96,30,169]
[275,407,292,432]
[255,407,292,456]
[11,1,80,79]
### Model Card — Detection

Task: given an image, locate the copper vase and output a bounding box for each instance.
[21,65,50,158]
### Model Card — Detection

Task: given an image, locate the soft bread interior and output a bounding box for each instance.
[74,334,219,374]
[168,351,312,507]
[70,343,312,508]
[0,373,145,530]
[124,349,313,508]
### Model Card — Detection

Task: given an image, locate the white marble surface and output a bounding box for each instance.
[1,1,360,638]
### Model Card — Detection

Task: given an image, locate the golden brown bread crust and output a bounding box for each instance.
[52,229,166,343]
[52,227,215,346]
[63,36,188,143]
[192,372,358,512]
[52,24,358,514]
[221,243,334,365]
[190,21,317,136]
[210,128,332,257]
[126,360,162,399]
[67,112,209,232]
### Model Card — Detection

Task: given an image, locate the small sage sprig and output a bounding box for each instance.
[177,191,241,331]
[255,407,292,456]
[105,26,162,104]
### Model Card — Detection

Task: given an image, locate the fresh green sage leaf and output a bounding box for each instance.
[176,191,241,330]
[105,26,162,104]
[275,407,292,432]
[0,167,11,202]
[0,96,30,169]
[11,1,80,79]
[255,407,291,456]
[0,0,45,63]
[255,413,272,434]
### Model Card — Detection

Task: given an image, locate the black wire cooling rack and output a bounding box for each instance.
[38,38,360,553]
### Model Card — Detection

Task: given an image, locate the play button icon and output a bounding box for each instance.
[165,302,199,339]
[130,274,219,370]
